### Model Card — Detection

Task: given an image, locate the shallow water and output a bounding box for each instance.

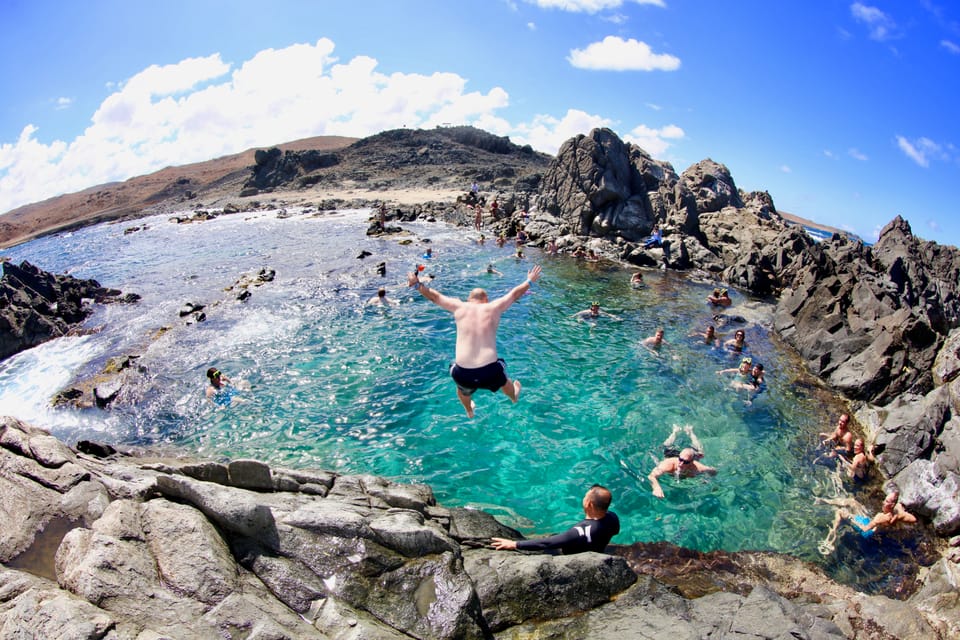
[0,207,920,593]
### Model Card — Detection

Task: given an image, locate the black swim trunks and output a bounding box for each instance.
[450,359,508,395]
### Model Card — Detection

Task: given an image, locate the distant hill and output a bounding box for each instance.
[0,136,357,248]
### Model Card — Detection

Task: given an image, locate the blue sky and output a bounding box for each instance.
[2,0,958,246]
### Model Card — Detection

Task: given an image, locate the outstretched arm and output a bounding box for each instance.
[491,264,542,310]
[648,464,667,498]
[408,272,461,312]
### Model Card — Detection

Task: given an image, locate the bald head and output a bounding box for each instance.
[467,288,489,302]
[584,485,612,516]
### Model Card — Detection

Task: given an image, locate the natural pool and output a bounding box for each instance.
[0,207,926,594]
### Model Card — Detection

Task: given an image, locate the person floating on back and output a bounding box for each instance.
[408,264,541,418]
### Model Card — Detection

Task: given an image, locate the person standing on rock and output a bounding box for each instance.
[407,264,541,418]
[491,484,620,554]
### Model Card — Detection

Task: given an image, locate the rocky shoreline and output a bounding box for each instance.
[2,125,960,638]
[2,416,956,639]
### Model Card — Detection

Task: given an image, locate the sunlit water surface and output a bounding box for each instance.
[1,207,924,594]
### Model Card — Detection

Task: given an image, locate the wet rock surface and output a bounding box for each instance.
[2,416,957,639]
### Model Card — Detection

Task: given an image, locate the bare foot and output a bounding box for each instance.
[465,400,475,419]
[512,380,522,402]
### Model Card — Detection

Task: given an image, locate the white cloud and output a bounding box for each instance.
[0,40,520,214]
[646,102,662,111]
[568,36,680,71]
[850,2,897,41]
[780,165,792,173]
[624,123,684,156]
[525,0,665,12]
[54,97,73,110]
[942,39,960,54]
[527,22,537,30]
[848,148,868,161]
[823,149,836,158]
[927,219,941,232]
[896,135,944,167]
[506,108,615,154]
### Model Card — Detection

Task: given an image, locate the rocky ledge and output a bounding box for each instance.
[2,416,958,640]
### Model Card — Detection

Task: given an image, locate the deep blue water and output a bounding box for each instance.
[0,206,910,590]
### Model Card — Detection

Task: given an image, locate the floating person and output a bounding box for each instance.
[731,362,765,392]
[817,488,917,555]
[641,328,667,353]
[205,367,249,406]
[407,265,542,418]
[485,263,503,276]
[690,324,720,347]
[717,356,753,380]
[365,287,398,307]
[648,425,716,499]
[490,484,620,554]
[706,287,732,306]
[422,247,433,260]
[724,329,747,353]
[573,301,621,323]
[630,271,645,288]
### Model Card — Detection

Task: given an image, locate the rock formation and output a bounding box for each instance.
[0,260,139,361]
[4,416,956,639]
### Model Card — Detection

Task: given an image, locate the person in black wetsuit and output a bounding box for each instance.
[490,485,620,554]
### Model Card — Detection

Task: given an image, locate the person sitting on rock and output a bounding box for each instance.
[817,488,917,555]
[841,438,875,482]
[643,224,662,248]
[490,485,620,554]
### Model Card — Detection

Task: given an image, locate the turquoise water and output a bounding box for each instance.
[0,207,880,568]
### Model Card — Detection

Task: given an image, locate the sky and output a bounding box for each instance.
[1,0,958,246]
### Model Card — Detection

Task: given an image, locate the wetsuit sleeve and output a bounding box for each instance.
[514,526,582,551]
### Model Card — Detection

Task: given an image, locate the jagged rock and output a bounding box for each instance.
[0,261,135,361]
[894,459,960,535]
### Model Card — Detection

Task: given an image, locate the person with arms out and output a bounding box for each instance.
[491,485,620,554]
[648,445,717,499]
[408,265,541,418]
[573,302,620,323]
[485,263,502,276]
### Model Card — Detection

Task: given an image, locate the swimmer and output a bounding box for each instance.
[205,367,249,406]
[648,439,716,499]
[365,287,398,306]
[641,328,667,353]
[690,324,720,347]
[819,413,854,459]
[408,265,542,418]
[573,302,621,322]
[485,264,503,276]
[841,438,875,482]
[717,356,753,378]
[630,272,645,288]
[706,287,732,307]
[724,329,747,352]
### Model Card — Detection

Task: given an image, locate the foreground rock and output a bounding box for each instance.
[2,416,957,639]
[0,260,139,361]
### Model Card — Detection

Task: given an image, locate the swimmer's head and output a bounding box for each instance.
[206,368,221,381]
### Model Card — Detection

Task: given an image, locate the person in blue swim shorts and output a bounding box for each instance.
[205,367,249,406]
[817,488,917,554]
[408,264,542,418]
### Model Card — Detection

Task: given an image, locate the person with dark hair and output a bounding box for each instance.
[365,287,397,306]
[491,485,620,554]
[408,264,541,418]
